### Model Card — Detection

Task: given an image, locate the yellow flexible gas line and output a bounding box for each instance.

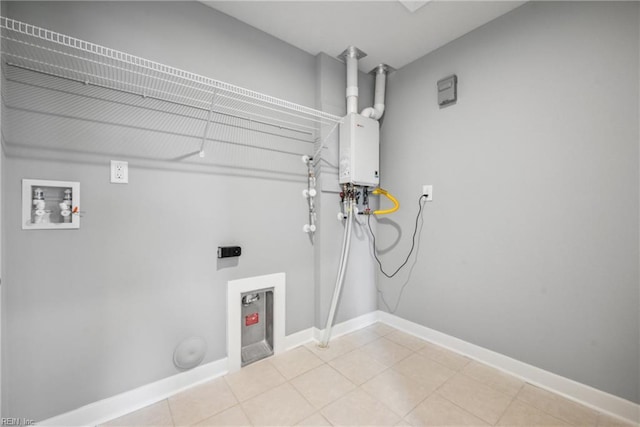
[372,187,399,215]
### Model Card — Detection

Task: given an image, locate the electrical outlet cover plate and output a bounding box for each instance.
[423,185,433,201]
[110,160,129,184]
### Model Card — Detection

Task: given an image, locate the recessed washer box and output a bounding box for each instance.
[22,179,80,230]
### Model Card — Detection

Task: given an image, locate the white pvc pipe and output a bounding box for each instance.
[361,66,387,120]
[320,200,354,347]
[346,53,359,115]
[373,67,387,116]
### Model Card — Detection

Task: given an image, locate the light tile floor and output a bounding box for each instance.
[102,323,637,427]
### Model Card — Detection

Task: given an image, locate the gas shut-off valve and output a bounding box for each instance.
[302,155,317,234]
[337,185,399,220]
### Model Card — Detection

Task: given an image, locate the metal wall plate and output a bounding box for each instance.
[437,74,457,108]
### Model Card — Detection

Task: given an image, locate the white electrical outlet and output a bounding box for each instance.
[422,184,433,201]
[110,160,129,184]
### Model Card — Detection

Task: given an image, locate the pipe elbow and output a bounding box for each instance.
[360,107,375,119]
[360,105,385,120]
[372,104,385,119]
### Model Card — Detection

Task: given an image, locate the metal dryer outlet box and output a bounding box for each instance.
[241,288,274,367]
[339,113,380,187]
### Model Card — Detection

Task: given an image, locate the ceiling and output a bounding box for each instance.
[202,1,527,72]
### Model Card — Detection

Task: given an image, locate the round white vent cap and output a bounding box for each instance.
[173,336,207,370]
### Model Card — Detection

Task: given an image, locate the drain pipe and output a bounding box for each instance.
[320,197,355,347]
[361,64,392,120]
[319,46,366,348]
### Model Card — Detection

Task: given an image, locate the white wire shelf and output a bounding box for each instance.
[0,16,342,147]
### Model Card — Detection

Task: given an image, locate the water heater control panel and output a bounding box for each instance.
[339,113,380,187]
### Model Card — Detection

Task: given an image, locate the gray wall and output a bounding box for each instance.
[0,1,329,421]
[378,1,639,403]
[4,0,638,420]
[0,0,3,411]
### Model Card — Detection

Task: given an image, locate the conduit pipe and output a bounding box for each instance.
[361,65,391,120]
[372,187,400,215]
[340,47,393,121]
[319,199,355,347]
[341,46,367,115]
[346,54,358,115]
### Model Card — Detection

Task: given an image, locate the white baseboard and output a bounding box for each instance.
[38,357,229,427]
[36,322,323,427]
[38,310,639,426]
[312,310,380,342]
[377,311,640,425]
[284,327,315,350]
[37,326,315,426]
[36,311,376,427]
[282,311,380,352]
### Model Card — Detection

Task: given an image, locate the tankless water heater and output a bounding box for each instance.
[339,113,380,187]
